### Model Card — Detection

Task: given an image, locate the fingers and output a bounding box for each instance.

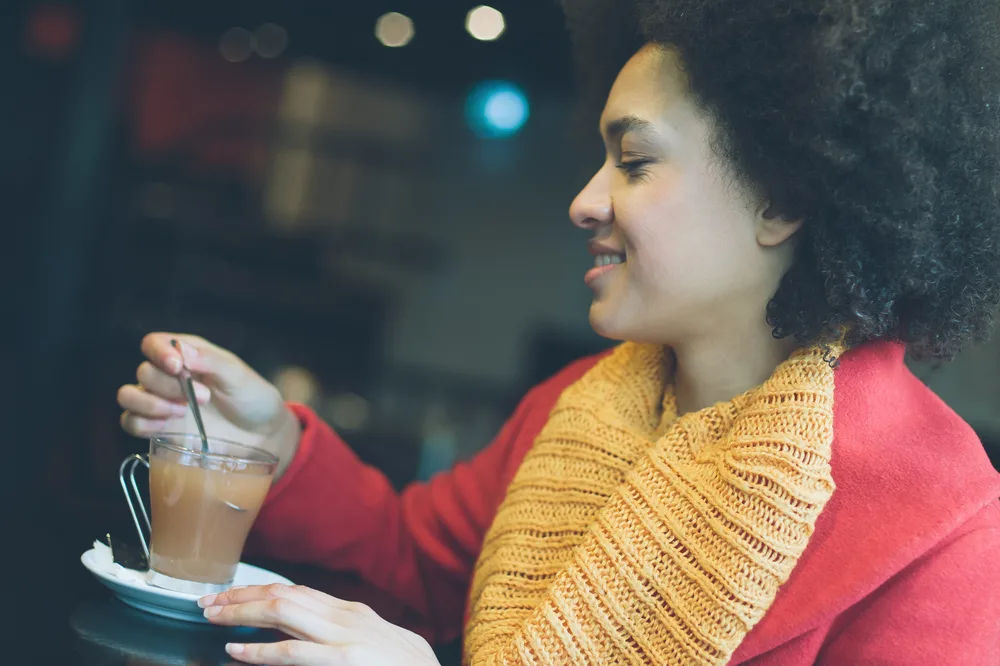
[203,585,438,666]
[141,331,251,393]
[120,410,171,437]
[202,597,344,645]
[118,385,186,436]
[116,360,208,437]
[203,584,353,609]
[135,361,210,403]
[119,359,208,437]
[225,640,342,666]
[201,584,360,621]
[117,384,188,420]
[140,332,201,375]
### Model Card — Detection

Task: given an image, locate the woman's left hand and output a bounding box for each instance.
[199,584,441,666]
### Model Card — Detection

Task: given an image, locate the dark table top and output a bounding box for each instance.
[17,499,284,666]
[64,598,278,666]
[17,494,463,665]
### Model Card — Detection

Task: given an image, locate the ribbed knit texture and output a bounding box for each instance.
[464,342,838,666]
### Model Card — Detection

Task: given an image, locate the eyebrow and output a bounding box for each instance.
[602,114,659,142]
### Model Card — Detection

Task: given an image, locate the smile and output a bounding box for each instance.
[593,253,625,267]
[585,253,625,287]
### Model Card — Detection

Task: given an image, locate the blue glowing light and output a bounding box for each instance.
[465,81,529,138]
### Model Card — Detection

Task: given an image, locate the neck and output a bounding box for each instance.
[671,323,798,416]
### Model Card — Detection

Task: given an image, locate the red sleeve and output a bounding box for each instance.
[817,502,1000,666]
[245,391,541,643]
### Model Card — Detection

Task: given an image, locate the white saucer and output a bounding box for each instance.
[81,542,294,623]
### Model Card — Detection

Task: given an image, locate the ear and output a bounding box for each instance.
[757,203,803,247]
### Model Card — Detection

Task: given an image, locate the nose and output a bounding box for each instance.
[570,163,613,230]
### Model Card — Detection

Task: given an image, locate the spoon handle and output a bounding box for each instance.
[171,339,210,454]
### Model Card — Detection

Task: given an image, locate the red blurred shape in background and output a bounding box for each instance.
[25,3,81,61]
[128,34,282,180]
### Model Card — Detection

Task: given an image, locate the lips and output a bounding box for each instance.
[584,241,626,287]
[588,239,627,263]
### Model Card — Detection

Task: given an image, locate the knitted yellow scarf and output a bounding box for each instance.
[464,342,838,665]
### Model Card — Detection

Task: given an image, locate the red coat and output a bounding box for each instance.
[248,341,1000,665]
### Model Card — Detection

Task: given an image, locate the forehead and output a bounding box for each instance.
[600,45,690,131]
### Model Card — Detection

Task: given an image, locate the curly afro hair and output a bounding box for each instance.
[559,0,1000,360]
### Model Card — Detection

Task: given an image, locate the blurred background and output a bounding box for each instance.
[5,0,999,656]
[10,0,616,515]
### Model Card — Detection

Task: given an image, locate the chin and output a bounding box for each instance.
[588,300,628,342]
[589,299,673,345]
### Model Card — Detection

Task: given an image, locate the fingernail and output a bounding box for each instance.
[194,384,211,403]
[166,356,181,373]
[226,643,245,655]
[197,594,217,608]
[172,404,189,417]
[203,606,222,617]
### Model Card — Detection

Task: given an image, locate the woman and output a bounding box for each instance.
[117,1,1000,664]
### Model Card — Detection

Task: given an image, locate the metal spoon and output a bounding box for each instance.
[170,339,245,512]
[171,339,209,454]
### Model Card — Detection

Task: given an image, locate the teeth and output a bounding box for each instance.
[594,253,625,268]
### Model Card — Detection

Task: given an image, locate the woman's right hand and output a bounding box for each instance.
[117,333,301,478]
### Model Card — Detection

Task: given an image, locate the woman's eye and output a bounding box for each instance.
[615,159,652,181]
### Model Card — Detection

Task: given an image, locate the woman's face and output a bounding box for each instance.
[570,44,799,346]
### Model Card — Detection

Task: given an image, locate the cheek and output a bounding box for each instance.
[616,188,702,288]
[627,223,679,289]
[618,188,755,297]
[615,180,679,272]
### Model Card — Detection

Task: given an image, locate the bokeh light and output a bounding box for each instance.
[219,27,255,63]
[465,81,530,138]
[375,12,415,47]
[466,6,506,41]
[255,23,288,59]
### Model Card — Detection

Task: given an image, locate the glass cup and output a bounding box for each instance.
[120,434,278,595]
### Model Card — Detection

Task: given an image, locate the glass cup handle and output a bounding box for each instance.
[119,453,151,560]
